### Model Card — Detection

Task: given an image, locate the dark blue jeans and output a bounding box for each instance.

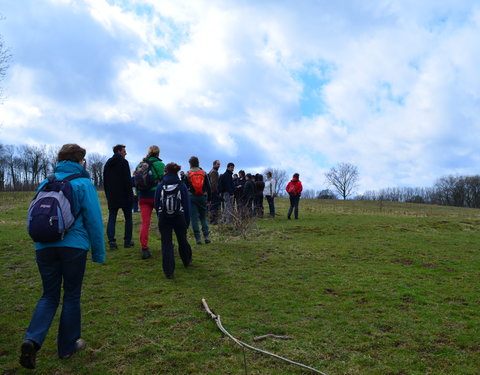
[190,195,209,240]
[288,195,300,219]
[158,215,192,277]
[25,247,87,358]
[266,195,275,217]
[107,207,133,243]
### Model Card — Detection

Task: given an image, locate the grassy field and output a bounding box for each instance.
[1,192,479,374]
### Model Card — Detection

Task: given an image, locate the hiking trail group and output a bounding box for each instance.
[19,143,303,369]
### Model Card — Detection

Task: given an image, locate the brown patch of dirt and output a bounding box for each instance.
[421,263,439,268]
[324,288,340,297]
[392,259,414,265]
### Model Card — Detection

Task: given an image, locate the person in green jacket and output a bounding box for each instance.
[136,145,165,259]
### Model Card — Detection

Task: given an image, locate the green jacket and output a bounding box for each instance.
[137,156,165,198]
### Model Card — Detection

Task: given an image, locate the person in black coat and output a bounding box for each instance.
[234,170,246,210]
[103,144,134,250]
[254,173,265,217]
[219,162,235,223]
[241,173,256,217]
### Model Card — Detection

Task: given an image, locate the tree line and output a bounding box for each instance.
[358,175,480,208]
[2,143,479,209]
[0,144,106,190]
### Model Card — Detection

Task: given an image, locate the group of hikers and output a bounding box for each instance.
[19,143,303,369]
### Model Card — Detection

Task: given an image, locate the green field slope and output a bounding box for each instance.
[1,192,479,374]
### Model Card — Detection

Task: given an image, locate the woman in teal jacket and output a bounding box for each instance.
[20,144,105,369]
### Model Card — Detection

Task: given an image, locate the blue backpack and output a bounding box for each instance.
[27,174,82,242]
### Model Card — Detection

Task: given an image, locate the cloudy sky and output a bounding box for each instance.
[1,0,480,194]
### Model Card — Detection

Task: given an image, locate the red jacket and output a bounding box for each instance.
[286,178,303,196]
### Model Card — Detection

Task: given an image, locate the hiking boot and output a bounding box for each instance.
[196,238,202,245]
[19,339,38,369]
[60,338,86,360]
[204,235,211,244]
[141,248,151,259]
[124,241,135,248]
[109,241,118,250]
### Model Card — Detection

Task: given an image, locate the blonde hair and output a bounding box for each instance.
[145,145,160,160]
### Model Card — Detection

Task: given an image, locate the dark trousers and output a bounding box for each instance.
[266,195,275,217]
[288,195,300,219]
[107,206,133,244]
[25,247,87,358]
[158,215,192,277]
[132,195,139,212]
[209,192,221,224]
[254,194,264,217]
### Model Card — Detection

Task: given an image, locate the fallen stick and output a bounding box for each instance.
[201,298,329,375]
[253,334,293,342]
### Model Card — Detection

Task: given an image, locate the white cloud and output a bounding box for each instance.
[2,0,480,194]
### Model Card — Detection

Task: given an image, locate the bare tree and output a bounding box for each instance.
[87,152,107,188]
[19,144,45,186]
[41,145,60,179]
[302,189,317,199]
[325,162,359,200]
[0,143,6,190]
[3,144,20,190]
[0,28,11,103]
[263,168,288,196]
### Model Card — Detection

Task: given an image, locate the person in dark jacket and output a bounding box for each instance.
[219,162,235,223]
[254,173,265,217]
[20,144,105,369]
[154,162,192,279]
[234,170,246,210]
[208,160,221,225]
[286,173,303,220]
[103,144,134,250]
[241,173,256,217]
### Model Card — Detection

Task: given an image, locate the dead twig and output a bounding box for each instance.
[253,334,293,342]
[201,298,328,375]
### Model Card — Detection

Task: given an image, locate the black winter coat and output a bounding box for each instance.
[242,180,256,201]
[103,154,133,209]
[219,169,235,195]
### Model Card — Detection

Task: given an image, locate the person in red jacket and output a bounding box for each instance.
[285,173,303,219]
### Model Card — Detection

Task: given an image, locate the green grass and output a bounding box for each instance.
[1,192,479,374]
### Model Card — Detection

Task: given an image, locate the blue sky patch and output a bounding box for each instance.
[293,60,334,118]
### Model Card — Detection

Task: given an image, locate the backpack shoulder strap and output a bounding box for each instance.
[63,173,82,182]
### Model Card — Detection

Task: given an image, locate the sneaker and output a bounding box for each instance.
[204,236,211,244]
[109,241,118,250]
[60,338,86,360]
[196,239,202,245]
[124,241,135,248]
[141,248,151,259]
[19,339,38,369]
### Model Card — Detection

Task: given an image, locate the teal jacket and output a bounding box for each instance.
[137,156,165,199]
[34,161,106,263]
